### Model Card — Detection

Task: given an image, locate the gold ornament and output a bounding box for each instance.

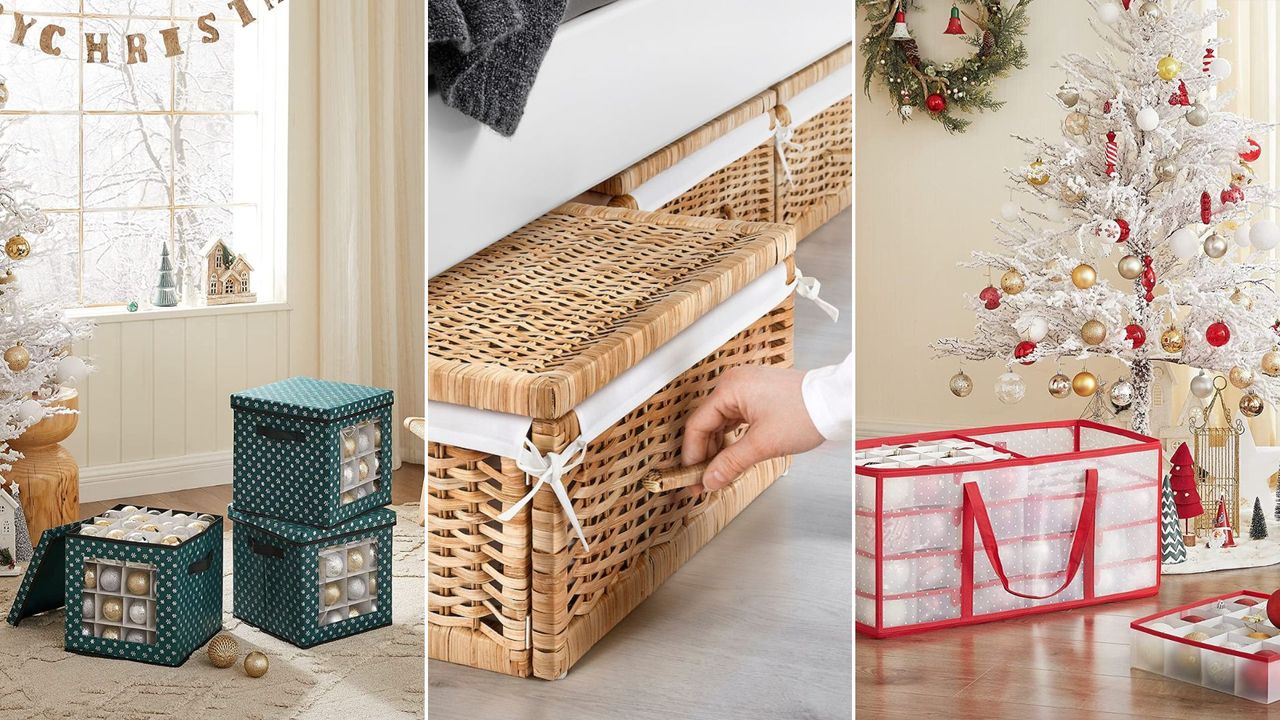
[1061,186,1085,204]
[84,567,97,590]
[1117,255,1143,280]
[4,343,29,371]
[244,651,269,678]
[1155,157,1178,182]
[323,582,342,606]
[1157,55,1182,81]
[1081,320,1107,345]
[101,627,120,641]
[342,435,356,458]
[1056,83,1080,108]
[347,549,365,572]
[0,269,14,285]
[1065,111,1089,136]
[373,424,381,446]
[207,634,239,668]
[106,529,126,540]
[1138,1,1162,19]
[1219,220,1240,234]
[1160,327,1185,354]
[1262,350,1280,377]
[1000,268,1025,295]
[1229,366,1255,389]
[1048,373,1073,399]
[1230,287,1253,310]
[949,371,973,398]
[348,607,361,619]
[358,458,370,480]
[1072,371,1098,397]
[138,523,160,533]
[1071,263,1097,289]
[368,576,378,596]
[1027,159,1050,187]
[1241,393,1265,418]
[5,234,30,260]
[160,535,181,546]
[126,570,150,596]
[101,597,123,622]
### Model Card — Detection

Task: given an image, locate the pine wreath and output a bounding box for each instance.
[859,0,1034,133]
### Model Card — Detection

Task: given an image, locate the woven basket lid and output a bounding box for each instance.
[428,202,795,419]
[773,43,852,105]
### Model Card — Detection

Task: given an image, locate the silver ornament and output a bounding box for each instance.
[1048,373,1073,399]
[994,372,1026,405]
[899,104,913,119]
[1109,380,1135,409]
[1056,83,1080,108]
[1155,157,1178,182]
[1138,1,1162,19]
[1190,371,1215,399]
[1117,255,1143,280]
[1204,234,1228,259]
[949,371,973,398]
[1186,103,1210,127]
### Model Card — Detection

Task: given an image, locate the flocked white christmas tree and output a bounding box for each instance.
[935,0,1280,436]
[0,167,92,476]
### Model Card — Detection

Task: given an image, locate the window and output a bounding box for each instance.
[0,2,287,309]
[208,275,217,295]
[240,271,248,292]
[224,279,234,295]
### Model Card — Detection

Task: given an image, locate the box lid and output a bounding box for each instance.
[227,504,397,545]
[231,377,394,422]
[428,202,795,419]
[6,520,78,625]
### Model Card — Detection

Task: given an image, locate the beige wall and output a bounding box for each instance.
[856,3,1111,437]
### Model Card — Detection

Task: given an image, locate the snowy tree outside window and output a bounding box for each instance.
[0,1,286,309]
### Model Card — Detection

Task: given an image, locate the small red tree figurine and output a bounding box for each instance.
[1170,442,1204,544]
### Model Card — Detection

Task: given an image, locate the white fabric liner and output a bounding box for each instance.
[427,263,793,458]
[786,61,853,129]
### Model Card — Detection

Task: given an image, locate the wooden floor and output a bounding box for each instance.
[857,566,1280,718]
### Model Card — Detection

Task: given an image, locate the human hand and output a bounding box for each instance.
[680,365,825,492]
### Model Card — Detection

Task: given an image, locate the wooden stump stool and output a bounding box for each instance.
[4,389,79,547]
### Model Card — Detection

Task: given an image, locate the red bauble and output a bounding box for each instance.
[1103,100,1113,114]
[979,285,1000,310]
[1242,137,1263,163]
[1115,218,1130,243]
[1201,191,1213,224]
[1014,340,1037,365]
[1268,589,1280,629]
[1222,185,1245,205]
[926,94,946,113]
[1206,321,1231,347]
[1124,323,1146,349]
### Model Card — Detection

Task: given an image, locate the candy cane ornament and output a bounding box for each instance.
[1203,48,1214,73]
[1106,131,1118,177]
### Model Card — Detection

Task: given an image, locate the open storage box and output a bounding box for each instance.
[856,420,1162,638]
[1132,591,1280,703]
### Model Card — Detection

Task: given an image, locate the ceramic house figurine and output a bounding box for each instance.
[0,488,19,576]
[203,239,256,306]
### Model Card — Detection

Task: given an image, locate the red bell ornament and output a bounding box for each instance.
[926,93,947,113]
[1206,321,1231,347]
[1124,323,1146,349]
[1222,184,1245,205]
[1241,137,1263,163]
[1014,340,1037,364]
[1201,191,1212,224]
[944,4,966,34]
[979,285,1000,310]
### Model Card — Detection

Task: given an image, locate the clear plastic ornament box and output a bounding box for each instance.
[856,420,1162,638]
[1131,591,1280,703]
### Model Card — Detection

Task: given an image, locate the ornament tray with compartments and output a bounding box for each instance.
[856,420,1163,639]
[228,504,394,648]
[1131,591,1280,703]
[232,377,394,528]
[6,505,223,666]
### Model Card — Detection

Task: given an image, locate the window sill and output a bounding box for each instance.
[67,301,292,324]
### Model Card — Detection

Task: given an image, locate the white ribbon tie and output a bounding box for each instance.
[794,268,840,322]
[774,124,803,187]
[498,437,591,551]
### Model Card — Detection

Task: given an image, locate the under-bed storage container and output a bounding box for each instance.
[428,202,799,679]
[771,44,852,241]
[228,504,395,648]
[592,91,779,223]
[855,421,1162,639]
[232,377,394,528]
[7,505,223,666]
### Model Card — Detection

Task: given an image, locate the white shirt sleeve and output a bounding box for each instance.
[801,352,852,441]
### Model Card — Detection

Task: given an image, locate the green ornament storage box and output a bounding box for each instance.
[229,504,394,648]
[232,376,394,528]
[6,505,223,666]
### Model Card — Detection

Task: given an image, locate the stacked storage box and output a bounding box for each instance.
[228,377,396,647]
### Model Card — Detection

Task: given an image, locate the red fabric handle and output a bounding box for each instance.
[965,469,1098,601]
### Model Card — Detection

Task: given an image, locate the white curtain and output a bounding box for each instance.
[317,1,425,464]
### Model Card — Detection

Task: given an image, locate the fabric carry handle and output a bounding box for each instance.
[964,468,1098,600]
[257,425,306,442]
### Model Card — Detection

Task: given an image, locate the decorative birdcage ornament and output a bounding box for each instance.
[1189,375,1244,536]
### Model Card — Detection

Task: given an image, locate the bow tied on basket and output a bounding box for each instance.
[499,437,590,551]
[774,123,804,187]
[794,268,840,322]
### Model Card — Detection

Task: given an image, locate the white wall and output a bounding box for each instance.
[856,3,1113,438]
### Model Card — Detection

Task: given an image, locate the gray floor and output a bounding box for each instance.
[428,209,853,720]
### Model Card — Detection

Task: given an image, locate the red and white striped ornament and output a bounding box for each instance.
[1203,48,1215,73]
[1105,131,1118,177]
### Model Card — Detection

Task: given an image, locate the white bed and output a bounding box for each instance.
[427,0,852,278]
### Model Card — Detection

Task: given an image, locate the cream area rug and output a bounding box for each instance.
[0,505,424,720]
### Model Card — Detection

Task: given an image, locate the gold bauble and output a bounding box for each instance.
[1065,111,1089,136]
[1160,327,1185,354]
[368,576,377,596]
[1231,287,1253,311]
[1230,366,1256,389]
[347,549,366,572]
[1155,157,1178,182]
[106,529,125,540]
[1061,186,1085,204]
[160,535,181,546]
[358,458,370,480]
[138,523,160,533]
[1027,159,1050,187]
[84,567,96,589]
[4,343,29,371]
[5,234,30,260]
[0,269,14,284]
[101,597,123,622]
[1117,255,1143,280]
[1000,268,1025,295]
[1241,393,1265,418]
[1072,371,1098,397]
[323,582,342,606]
[207,634,239,668]
[342,435,356,459]
[1048,373,1073,399]
[1262,350,1280,377]
[1081,320,1107,345]
[1157,55,1182,81]
[949,371,973,398]
[244,651,269,678]
[126,570,150,596]
[1071,263,1097,289]
[101,627,120,641]
[373,424,382,446]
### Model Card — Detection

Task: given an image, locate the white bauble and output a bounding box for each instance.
[99,567,121,592]
[1020,317,1049,343]
[323,610,344,626]
[347,576,368,600]
[995,372,1026,405]
[1097,2,1121,24]
[1136,107,1160,131]
[128,600,149,625]
[125,629,147,644]
[357,431,372,453]
[324,554,344,578]
[82,596,94,619]
[1251,220,1280,251]
[54,355,89,386]
[1169,227,1199,258]
[1001,201,1021,221]
[1190,371,1215,399]
[1208,57,1232,80]
[17,399,44,424]
[1235,223,1252,248]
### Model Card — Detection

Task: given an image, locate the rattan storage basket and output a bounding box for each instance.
[428,203,798,679]
[772,44,852,241]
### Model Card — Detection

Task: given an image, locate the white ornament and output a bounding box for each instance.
[1096,220,1123,243]
[1169,227,1199,258]
[1001,201,1021,221]
[1251,220,1280,251]
[324,554,344,578]
[99,567,121,592]
[17,399,44,424]
[82,596,94,619]
[1136,107,1160,131]
[128,600,148,625]
[1019,317,1049,343]
[323,610,344,626]
[995,372,1026,404]
[357,431,372,453]
[1207,56,1232,80]
[1235,223,1252,248]
[125,629,147,644]
[1097,2,1121,24]
[54,356,89,386]
[347,576,367,600]
[1190,371,1215,399]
